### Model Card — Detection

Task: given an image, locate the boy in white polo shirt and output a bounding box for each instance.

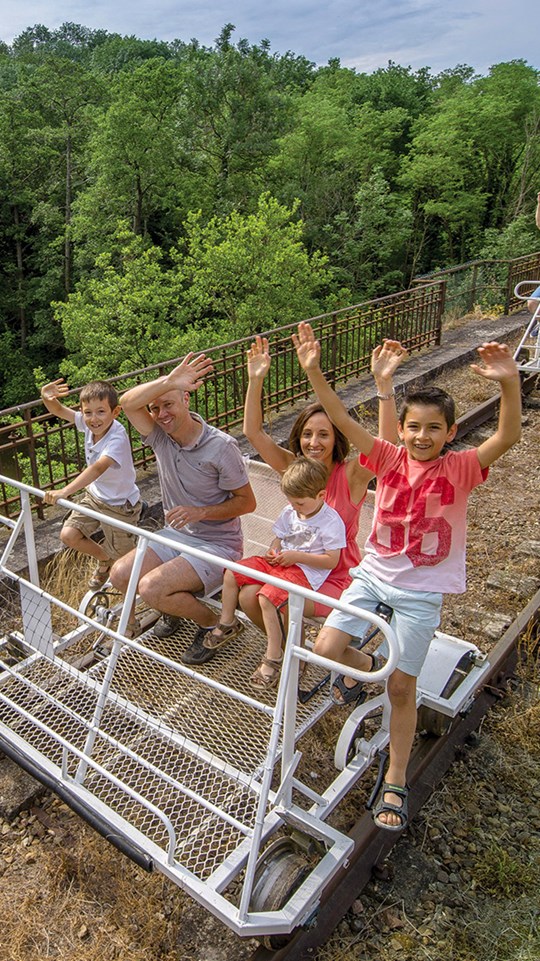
[41,378,141,590]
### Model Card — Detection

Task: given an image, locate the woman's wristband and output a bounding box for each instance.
[376,388,395,401]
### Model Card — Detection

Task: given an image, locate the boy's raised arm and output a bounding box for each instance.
[40,378,76,424]
[471,342,522,469]
[293,322,376,457]
[371,339,408,443]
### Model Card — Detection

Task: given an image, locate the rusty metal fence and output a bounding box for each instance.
[2,246,538,521]
[412,251,540,318]
[0,281,446,519]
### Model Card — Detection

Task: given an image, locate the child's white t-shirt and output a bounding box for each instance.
[273,501,346,590]
[75,412,140,507]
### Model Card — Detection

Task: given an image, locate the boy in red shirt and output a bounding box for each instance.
[293,322,522,831]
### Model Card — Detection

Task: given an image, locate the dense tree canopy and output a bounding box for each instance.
[0,22,538,405]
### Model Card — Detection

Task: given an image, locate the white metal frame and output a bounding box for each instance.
[0,472,492,939]
[512,279,540,372]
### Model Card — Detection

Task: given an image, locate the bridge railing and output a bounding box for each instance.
[2,248,539,520]
[0,280,445,519]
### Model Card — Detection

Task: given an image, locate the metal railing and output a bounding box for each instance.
[2,248,538,520]
[0,280,445,518]
[412,251,540,318]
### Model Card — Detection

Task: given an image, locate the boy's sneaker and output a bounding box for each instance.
[153,614,183,638]
[88,561,112,590]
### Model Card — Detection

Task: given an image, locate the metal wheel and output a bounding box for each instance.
[345,718,367,765]
[250,838,310,950]
[417,651,476,736]
[80,589,111,624]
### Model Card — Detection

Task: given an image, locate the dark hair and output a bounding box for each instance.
[79,380,119,410]
[288,403,350,463]
[399,386,456,430]
[281,457,329,498]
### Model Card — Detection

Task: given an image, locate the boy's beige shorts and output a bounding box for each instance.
[63,490,142,560]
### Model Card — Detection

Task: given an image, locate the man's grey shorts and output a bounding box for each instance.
[148,527,241,594]
[324,567,443,677]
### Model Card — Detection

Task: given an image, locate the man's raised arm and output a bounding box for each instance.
[120,353,213,433]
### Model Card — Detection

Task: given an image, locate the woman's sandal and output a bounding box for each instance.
[330,652,384,706]
[203,617,244,650]
[372,781,409,832]
[250,656,283,690]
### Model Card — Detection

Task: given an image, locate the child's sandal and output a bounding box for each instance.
[250,656,283,690]
[88,561,112,589]
[203,617,243,650]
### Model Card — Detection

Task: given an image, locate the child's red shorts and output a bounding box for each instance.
[232,555,311,608]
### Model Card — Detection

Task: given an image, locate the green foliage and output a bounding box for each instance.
[172,193,331,340]
[53,226,183,383]
[0,24,539,409]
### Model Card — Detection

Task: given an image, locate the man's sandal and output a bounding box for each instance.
[372,782,409,832]
[250,656,283,690]
[203,618,244,650]
[330,652,384,706]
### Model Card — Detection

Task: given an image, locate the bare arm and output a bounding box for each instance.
[120,353,213,434]
[165,482,256,529]
[40,379,76,424]
[292,323,377,458]
[274,547,341,570]
[43,455,115,504]
[471,343,522,469]
[371,339,408,442]
[243,336,294,474]
[536,191,540,230]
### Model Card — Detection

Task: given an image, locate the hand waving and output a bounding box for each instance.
[470,342,519,383]
[292,322,321,372]
[246,336,271,380]
[169,353,213,392]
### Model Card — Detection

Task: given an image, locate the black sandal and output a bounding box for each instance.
[373,781,409,832]
[330,652,383,706]
[330,675,367,706]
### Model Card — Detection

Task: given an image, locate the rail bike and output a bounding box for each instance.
[0,464,494,946]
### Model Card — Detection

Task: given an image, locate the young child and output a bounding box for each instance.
[41,378,142,592]
[293,321,522,831]
[205,457,346,690]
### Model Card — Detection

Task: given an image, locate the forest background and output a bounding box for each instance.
[0,21,539,410]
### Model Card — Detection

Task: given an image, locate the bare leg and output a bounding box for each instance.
[238,584,265,631]
[61,526,109,562]
[136,556,217,628]
[375,670,417,827]
[218,570,241,625]
[259,595,284,662]
[110,547,164,631]
[315,624,375,699]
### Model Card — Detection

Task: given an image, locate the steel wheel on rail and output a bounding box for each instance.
[250,837,311,950]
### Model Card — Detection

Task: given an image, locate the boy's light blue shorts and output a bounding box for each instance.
[325,567,443,677]
[149,527,240,594]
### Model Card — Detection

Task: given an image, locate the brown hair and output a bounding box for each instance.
[79,381,119,410]
[399,386,456,430]
[281,457,329,499]
[288,402,350,463]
